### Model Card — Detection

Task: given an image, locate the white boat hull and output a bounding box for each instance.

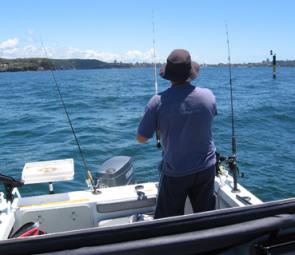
[0,168,262,240]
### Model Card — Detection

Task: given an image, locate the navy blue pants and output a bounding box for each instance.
[154,165,216,219]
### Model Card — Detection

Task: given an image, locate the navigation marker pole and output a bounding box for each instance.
[152,10,161,148]
[40,39,98,193]
[225,24,239,192]
[270,50,276,79]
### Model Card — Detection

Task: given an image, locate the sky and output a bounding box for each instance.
[0,0,294,64]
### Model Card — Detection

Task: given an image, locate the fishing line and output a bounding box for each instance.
[39,39,96,191]
[152,10,161,148]
[225,24,236,154]
[225,24,239,192]
[152,10,158,95]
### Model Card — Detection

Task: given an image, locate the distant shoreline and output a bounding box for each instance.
[1,58,295,72]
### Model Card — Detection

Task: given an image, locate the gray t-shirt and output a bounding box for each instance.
[138,83,217,177]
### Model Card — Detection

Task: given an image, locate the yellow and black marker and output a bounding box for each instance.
[272,54,277,79]
[270,50,276,79]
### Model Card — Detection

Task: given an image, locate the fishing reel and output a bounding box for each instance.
[215,152,244,178]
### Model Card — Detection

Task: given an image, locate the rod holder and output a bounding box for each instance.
[228,156,240,193]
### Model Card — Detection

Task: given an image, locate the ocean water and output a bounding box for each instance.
[0,67,294,201]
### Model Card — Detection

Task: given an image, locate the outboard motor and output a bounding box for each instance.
[96,156,135,188]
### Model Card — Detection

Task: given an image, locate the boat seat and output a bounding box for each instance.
[14,204,95,234]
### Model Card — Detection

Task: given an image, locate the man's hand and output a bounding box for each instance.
[137,135,149,143]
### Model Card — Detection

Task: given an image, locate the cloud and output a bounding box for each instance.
[122,48,156,62]
[60,48,121,62]
[0,38,19,49]
[27,29,34,37]
[26,29,35,44]
[0,37,160,63]
[55,47,156,63]
[126,50,142,58]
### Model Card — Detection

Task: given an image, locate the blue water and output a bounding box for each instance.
[0,67,294,201]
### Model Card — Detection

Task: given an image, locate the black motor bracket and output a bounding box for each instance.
[0,173,24,202]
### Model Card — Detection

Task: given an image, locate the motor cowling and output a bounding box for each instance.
[96,156,135,188]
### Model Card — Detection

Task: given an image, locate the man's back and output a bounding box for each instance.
[156,83,217,176]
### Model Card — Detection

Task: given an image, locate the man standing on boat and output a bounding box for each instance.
[137,49,217,219]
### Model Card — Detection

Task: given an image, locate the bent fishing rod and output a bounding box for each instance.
[152,10,161,148]
[40,40,97,193]
[225,25,239,192]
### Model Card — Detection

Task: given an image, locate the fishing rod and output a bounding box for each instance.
[225,24,239,192]
[40,40,97,193]
[152,10,161,148]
